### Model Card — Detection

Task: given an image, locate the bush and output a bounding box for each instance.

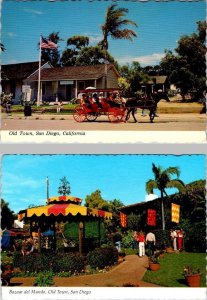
[34,272,54,287]
[52,253,85,273]
[185,221,206,253]
[87,247,118,269]
[153,230,171,250]
[13,252,84,274]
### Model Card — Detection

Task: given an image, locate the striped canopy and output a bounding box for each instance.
[47,195,82,204]
[18,203,112,221]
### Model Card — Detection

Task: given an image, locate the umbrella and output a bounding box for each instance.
[42,229,54,237]
[85,87,96,90]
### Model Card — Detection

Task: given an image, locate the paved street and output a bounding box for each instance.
[1,113,206,131]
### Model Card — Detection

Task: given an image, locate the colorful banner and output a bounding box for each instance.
[147,209,156,226]
[171,203,180,223]
[120,212,127,228]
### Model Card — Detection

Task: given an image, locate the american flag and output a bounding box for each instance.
[41,37,57,49]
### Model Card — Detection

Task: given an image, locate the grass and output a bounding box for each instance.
[143,252,206,287]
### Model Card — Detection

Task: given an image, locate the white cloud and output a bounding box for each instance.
[117,53,165,66]
[23,8,44,15]
[7,32,17,37]
[84,33,102,45]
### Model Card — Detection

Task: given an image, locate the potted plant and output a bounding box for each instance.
[148,254,160,271]
[1,262,14,286]
[183,266,201,287]
[158,250,165,258]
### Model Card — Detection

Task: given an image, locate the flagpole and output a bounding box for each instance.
[46,176,49,201]
[37,36,42,107]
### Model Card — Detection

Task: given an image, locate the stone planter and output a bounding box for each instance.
[185,274,201,287]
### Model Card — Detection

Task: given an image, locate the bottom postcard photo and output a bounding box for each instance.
[1,154,206,300]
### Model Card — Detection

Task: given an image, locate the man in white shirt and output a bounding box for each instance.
[146,231,156,257]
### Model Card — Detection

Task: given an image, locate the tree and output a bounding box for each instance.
[85,189,109,210]
[41,32,62,66]
[61,35,117,67]
[76,46,117,66]
[119,62,149,95]
[160,21,206,100]
[99,4,137,51]
[146,163,185,230]
[61,35,89,66]
[58,176,71,196]
[1,199,15,229]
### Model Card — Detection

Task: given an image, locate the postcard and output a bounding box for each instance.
[1,1,206,143]
[1,154,206,300]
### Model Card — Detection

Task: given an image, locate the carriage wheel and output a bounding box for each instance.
[86,112,99,122]
[108,108,125,123]
[73,106,86,122]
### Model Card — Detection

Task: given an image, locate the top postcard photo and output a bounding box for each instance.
[1,0,206,143]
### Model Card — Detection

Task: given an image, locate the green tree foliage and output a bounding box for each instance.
[146,163,185,230]
[61,35,117,67]
[85,190,109,210]
[119,62,149,95]
[1,199,15,229]
[99,4,137,51]
[61,35,89,66]
[41,32,62,67]
[127,213,141,230]
[160,21,206,100]
[58,176,71,196]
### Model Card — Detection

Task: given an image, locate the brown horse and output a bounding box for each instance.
[125,92,170,123]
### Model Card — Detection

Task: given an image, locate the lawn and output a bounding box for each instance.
[143,252,206,287]
[3,104,77,114]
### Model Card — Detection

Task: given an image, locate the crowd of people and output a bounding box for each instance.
[170,228,185,251]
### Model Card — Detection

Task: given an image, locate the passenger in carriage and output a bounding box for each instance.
[92,93,102,108]
[81,94,91,108]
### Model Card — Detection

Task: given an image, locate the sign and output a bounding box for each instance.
[120,212,127,228]
[171,203,180,223]
[60,80,74,85]
[22,85,31,93]
[147,209,156,226]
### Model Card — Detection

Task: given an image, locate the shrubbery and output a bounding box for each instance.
[13,252,84,274]
[13,247,118,274]
[87,247,118,269]
[153,229,171,249]
[184,221,206,253]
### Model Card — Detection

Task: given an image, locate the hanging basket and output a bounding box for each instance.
[185,274,201,287]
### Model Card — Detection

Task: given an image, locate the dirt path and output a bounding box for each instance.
[10,255,161,287]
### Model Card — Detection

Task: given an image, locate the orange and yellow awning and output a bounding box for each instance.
[18,203,112,221]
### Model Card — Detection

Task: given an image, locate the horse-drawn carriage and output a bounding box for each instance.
[73,88,126,123]
[73,88,169,123]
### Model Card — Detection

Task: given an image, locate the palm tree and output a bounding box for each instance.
[146,163,185,230]
[100,4,138,51]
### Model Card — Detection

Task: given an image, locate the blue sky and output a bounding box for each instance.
[1,154,205,214]
[1,1,205,66]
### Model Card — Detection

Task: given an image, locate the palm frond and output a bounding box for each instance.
[166,179,185,192]
[111,29,137,40]
[165,166,181,178]
[146,180,157,194]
